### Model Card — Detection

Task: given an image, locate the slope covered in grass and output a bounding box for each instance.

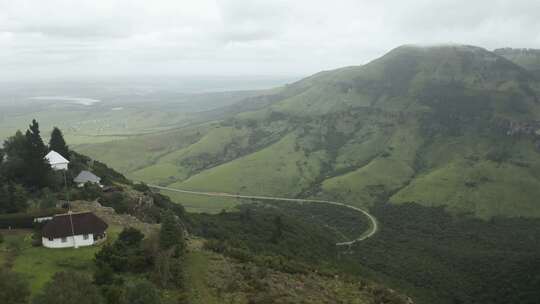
[78,45,540,218]
[177,133,327,196]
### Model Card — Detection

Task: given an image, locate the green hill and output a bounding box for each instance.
[494,47,540,74]
[79,45,540,218]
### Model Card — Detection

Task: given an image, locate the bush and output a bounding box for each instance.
[133,183,150,192]
[125,280,161,304]
[33,271,104,304]
[203,239,227,253]
[0,268,31,304]
[0,208,63,229]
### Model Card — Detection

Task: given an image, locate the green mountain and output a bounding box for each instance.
[79,45,540,218]
[495,47,540,74]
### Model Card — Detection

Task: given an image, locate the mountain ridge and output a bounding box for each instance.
[79,44,540,218]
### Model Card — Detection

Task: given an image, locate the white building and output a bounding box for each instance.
[44,150,70,171]
[74,170,102,187]
[41,212,108,249]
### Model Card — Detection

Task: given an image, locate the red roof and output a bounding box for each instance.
[42,212,108,239]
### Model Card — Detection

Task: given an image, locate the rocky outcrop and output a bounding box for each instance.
[70,200,159,236]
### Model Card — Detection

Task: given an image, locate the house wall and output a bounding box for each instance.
[42,234,95,248]
[51,163,68,171]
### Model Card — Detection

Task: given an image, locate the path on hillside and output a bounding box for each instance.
[148,184,378,246]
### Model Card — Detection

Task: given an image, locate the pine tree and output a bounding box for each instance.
[25,119,47,157]
[24,119,51,187]
[2,131,28,183]
[49,127,70,159]
[159,211,185,252]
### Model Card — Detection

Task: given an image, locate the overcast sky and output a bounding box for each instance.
[1,0,540,81]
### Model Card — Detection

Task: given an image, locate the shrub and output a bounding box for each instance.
[0,208,63,229]
[0,268,31,304]
[133,183,150,192]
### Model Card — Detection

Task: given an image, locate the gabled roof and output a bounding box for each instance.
[44,150,69,165]
[74,170,101,184]
[42,212,108,238]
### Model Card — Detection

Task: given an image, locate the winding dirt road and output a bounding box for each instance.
[148,184,378,246]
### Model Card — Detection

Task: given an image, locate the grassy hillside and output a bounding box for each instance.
[79,45,540,218]
[495,48,540,72]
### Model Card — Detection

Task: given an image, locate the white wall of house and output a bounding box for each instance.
[42,234,95,249]
[51,163,68,171]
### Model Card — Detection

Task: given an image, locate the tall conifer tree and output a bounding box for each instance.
[24,119,50,187]
[49,127,70,159]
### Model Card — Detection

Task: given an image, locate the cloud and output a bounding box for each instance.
[0,0,539,81]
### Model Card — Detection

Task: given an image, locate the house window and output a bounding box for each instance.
[61,237,67,243]
[48,237,54,242]
[83,234,89,240]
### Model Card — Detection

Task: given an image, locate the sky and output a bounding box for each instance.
[1,0,540,81]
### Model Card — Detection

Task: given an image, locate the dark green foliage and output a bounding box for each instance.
[418,83,492,136]
[268,201,369,241]
[38,188,57,209]
[1,131,28,184]
[159,211,184,251]
[118,227,145,247]
[95,227,151,273]
[99,192,130,214]
[350,203,540,304]
[0,267,31,304]
[125,280,161,304]
[192,204,338,272]
[0,183,29,214]
[0,208,63,229]
[49,127,70,160]
[151,192,186,220]
[33,271,104,304]
[101,285,125,304]
[270,215,283,243]
[152,250,185,289]
[133,182,150,192]
[93,264,115,285]
[485,147,512,163]
[24,119,51,188]
[2,125,52,188]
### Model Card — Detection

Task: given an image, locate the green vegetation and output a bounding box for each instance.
[495,48,540,72]
[48,127,70,160]
[349,203,540,304]
[160,192,243,214]
[79,45,540,219]
[3,45,540,304]
[33,271,104,304]
[0,267,31,304]
[1,229,104,293]
[191,204,339,273]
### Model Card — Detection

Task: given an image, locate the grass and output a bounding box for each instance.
[322,121,421,207]
[129,126,249,185]
[0,225,122,295]
[390,159,540,218]
[184,250,220,304]
[162,192,244,214]
[177,133,326,197]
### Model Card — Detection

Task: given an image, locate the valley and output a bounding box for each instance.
[77,45,540,218]
[2,44,540,304]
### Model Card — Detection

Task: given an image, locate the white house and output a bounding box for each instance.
[74,170,102,187]
[44,150,70,171]
[41,212,108,249]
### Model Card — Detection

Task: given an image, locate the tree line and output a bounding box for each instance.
[0,120,70,214]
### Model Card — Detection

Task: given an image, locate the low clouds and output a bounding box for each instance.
[0,0,539,81]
